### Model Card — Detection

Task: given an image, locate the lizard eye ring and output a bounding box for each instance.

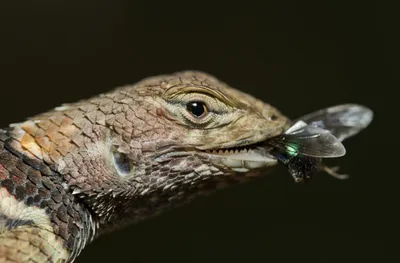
[186,101,208,119]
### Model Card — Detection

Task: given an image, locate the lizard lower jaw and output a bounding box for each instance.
[204,147,277,172]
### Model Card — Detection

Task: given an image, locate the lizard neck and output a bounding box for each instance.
[0,128,96,262]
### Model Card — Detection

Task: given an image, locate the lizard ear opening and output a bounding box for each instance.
[112,150,135,177]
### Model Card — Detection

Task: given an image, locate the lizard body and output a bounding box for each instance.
[0,71,290,262]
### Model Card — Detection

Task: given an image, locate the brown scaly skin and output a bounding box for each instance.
[0,71,290,262]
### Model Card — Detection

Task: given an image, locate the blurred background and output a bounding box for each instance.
[0,1,397,262]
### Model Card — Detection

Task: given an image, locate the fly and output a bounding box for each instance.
[266,104,373,182]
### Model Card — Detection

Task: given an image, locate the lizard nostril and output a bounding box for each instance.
[269,115,278,121]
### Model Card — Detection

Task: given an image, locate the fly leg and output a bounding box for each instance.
[321,165,349,180]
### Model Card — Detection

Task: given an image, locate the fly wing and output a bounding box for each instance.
[294,104,373,141]
[268,123,346,158]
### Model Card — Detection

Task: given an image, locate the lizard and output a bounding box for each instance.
[0,70,319,262]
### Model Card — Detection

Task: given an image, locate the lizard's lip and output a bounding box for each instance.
[202,146,277,172]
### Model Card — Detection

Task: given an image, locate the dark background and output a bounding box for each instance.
[0,1,398,262]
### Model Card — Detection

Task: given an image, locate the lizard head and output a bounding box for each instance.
[151,71,290,177]
[11,71,290,232]
[88,71,290,229]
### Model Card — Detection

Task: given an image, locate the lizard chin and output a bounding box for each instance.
[203,147,278,172]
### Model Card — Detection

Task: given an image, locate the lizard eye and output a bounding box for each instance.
[112,151,134,177]
[186,101,208,118]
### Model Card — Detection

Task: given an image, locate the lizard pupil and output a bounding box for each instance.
[186,101,208,118]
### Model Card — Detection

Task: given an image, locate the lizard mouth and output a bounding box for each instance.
[201,143,277,172]
[154,141,277,172]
